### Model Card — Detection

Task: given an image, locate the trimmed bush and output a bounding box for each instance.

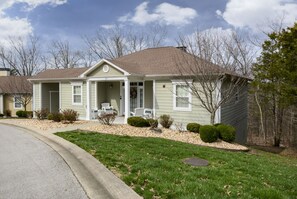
[214,123,222,127]
[127,117,150,127]
[199,125,219,143]
[62,109,79,123]
[35,109,49,120]
[0,113,4,117]
[186,123,201,133]
[159,114,173,128]
[26,111,33,118]
[47,113,54,120]
[147,118,158,129]
[16,110,25,118]
[52,112,63,122]
[217,124,236,142]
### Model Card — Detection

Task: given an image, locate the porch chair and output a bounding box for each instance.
[131,108,153,118]
[101,103,114,114]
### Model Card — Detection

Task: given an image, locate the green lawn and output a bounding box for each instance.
[56,131,297,199]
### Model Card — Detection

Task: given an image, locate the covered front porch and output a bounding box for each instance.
[87,79,154,122]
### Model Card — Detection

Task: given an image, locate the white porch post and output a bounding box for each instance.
[0,94,3,114]
[215,80,222,124]
[153,80,156,118]
[94,81,98,110]
[124,79,130,123]
[86,80,91,120]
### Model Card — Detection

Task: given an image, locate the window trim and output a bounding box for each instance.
[71,82,83,106]
[14,95,23,109]
[172,80,192,111]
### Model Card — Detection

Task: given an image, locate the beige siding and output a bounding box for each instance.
[221,82,248,144]
[88,64,124,77]
[144,81,153,108]
[3,94,32,117]
[106,82,120,113]
[155,80,211,126]
[60,82,86,119]
[97,82,107,108]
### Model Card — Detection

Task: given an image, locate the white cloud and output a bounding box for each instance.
[118,2,198,26]
[0,0,67,47]
[100,24,116,30]
[217,0,297,31]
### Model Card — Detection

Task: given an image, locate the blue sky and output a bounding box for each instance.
[1,0,297,48]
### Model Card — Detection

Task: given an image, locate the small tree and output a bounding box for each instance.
[177,29,254,124]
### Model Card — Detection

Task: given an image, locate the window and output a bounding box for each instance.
[173,82,192,111]
[72,84,82,105]
[14,96,22,109]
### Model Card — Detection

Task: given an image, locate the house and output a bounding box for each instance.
[0,68,33,116]
[29,47,248,143]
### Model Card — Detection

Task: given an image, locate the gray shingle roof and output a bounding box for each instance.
[0,76,32,94]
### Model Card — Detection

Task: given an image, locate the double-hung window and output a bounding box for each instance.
[14,96,22,109]
[172,80,192,111]
[72,82,82,105]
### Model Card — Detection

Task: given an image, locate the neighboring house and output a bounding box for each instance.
[0,68,33,116]
[29,47,249,143]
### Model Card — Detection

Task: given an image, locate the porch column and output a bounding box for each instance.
[214,80,222,123]
[0,94,3,114]
[124,79,130,123]
[86,80,91,120]
[153,80,156,118]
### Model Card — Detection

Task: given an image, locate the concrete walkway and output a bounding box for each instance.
[0,120,141,199]
[0,124,88,199]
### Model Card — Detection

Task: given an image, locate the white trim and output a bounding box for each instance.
[215,80,222,123]
[94,82,98,110]
[153,80,156,118]
[80,59,130,77]
[171,79,193,84]
[0,94,3,114]
[39,83,42,109]
[143,81,145,108]
[86,81,91,120]
[124,79,130,123]
[172,82,192,112]
[32,84,35,112]
[72,84,83,106]
[88,77,128,81]
[14,95,23,109]
[59,82,62,112]
[120,81,123,115]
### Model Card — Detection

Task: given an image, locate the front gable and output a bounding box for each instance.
[81,59,129,78]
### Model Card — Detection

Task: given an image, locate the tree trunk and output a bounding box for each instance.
[210,112,215,125]
[254,92,265,141]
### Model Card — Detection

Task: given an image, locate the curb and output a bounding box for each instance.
[0,122,142,199]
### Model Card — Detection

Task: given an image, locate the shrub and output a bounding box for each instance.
[0,113,4,117]
[186,123,201,133]
[147,118,158,129]
[16,110,25,118]
[52,112,63,122]
[4,110,11,117]
[62,109,79,123]
[159,114,173,128]
[97,112,116,125]
[214,123,222,127]
[35,109,49,120]
[199,125,219,143]
[47,113,54,120]
[217,124,236,142]
[127,117,150,127]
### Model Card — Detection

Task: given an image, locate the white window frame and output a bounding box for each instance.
[172,80,192,111]
[71,82,83,106]
[14,95,23,109]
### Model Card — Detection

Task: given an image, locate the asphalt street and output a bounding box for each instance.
[0,124,88,199]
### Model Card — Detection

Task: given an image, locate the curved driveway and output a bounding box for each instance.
[0,124,88,199]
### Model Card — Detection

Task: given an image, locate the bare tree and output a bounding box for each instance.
[84,25,167,60]
[44,39,85,69]
[176,29,254,124]
[0,36,42,76]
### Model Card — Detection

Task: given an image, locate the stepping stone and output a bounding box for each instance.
[183,157,209,167]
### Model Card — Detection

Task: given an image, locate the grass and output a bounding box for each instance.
[56,131,297,199]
